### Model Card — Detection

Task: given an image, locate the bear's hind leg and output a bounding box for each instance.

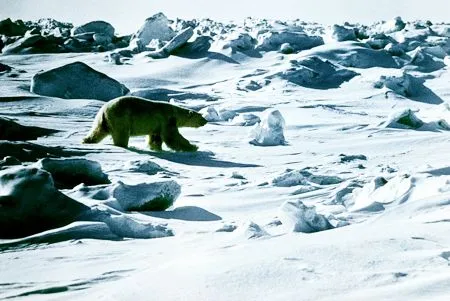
[111,127,130,148]
[162,120,198,152]
[147,132,163,151]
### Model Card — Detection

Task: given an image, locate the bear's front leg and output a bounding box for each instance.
[162,120,198,152]
[147,132,163,151]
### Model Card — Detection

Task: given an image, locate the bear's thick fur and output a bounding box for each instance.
[83,96,207,152]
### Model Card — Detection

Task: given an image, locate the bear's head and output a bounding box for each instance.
[178,110,208,128]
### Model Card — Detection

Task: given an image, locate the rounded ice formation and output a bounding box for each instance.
[71,21,115,38]
[279,200,334,233]
[131,13,176,50]
[34,158,110,189]
[0,167,89,238]
[250,109,286,146]
[30,61,129,101]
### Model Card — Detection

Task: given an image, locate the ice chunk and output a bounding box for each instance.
[34,158,110,189]
[131,13,175,48]
[250,109,286,146]
[331,25,357,42]
[236,221,269,239]
[30,61,129,101]
[0,167,89,238]
[272,169,343,187]
[279,200,334,233]
[256,30,323,52]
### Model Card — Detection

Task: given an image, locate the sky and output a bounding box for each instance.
[0,0,448,34]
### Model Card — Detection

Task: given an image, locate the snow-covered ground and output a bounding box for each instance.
[0,15,449,300]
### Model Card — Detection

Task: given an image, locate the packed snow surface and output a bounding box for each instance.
[0,13,450,301]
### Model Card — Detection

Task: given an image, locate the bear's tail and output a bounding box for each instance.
[82,108,109,144]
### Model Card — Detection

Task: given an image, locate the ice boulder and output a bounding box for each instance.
[272,169,343,187]
[30,61,129,101]
[384,43,405,56]
[71,21,115,38]
[280,43,294,54]
[172,36,212,57]
[216,32,256,52]
[269,56,359,89]
[131,13,176,49]
[200,106,236,122]
[256,31,324,52]
[0,18,29,36]
[331,25,357,42]
[250,109,286,146]
[200,106,221,122]
[381,109,424,129]
[1,32,44,54]
[0,117,59,140]
[73,180,182,212]
[279,200,334,233]
[113,181,181,211]
[373,72,421,97]
[380,109,450,131]
[231,113,261,126]
[146,27,194,59]
[407,47,446,72]
[0,167,90,238]
[374,17,406,34]
[34,158,110,189]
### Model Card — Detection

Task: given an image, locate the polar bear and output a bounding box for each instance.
[83,96,207,152]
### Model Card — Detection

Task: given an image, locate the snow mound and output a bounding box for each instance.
[123,160,164,175]
[0,167,89,238]
[0,117,59,140]
[131,13,176,51]
[215,32,256,52]
[228,113,259,127]
[0,141,89,162]
[72,180,181,211]
[250,109,286,146]
[33,158,110,189]
[71,21,115,38]
[302,42,399,68]
[380,109,450,131]
[279,200,334,233]
[256,30,323,52]
[30,61,129,101]
[235,221,269,239]
[99,212,173,239]
[272,169,343,187]
[269,56,359,89]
